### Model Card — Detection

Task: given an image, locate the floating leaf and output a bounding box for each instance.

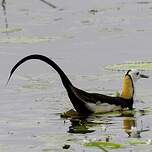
[121,110,135,116]
[105,61,152,71]
[142,107,152,114]
[0,27,22,33]
[128,139,146,145]
[85,141,124,150]
[68,126,94,134]
[60,109,80,118]
[68,118,95,134]
[96,110,121,117]
[0,36,50,44]
[68,123,95,134]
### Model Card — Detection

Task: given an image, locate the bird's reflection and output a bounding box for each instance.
[123,116,137,137]
[68,117,95,134]
[123,114,149,138]
[66,110,113,134]
[64,109,149,137]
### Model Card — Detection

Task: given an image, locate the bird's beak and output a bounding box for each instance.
[140,74,149,78]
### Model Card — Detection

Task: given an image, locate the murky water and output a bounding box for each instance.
[0,0,152,151]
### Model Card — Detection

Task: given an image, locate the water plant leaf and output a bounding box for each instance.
[0,36,50,44]
[60,109,80,118]
[0,27,22,33]
[105,61,152,71]
[95,110,121,117]
[142,107,152,114]
[128,139,146,145]
[85,141,124,150]
[121,110,135,116]
[68,123,95,134]
[68,117,95,134]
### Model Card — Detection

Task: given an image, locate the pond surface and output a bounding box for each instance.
[0,0,152,151]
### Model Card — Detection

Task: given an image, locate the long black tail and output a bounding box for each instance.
[7,54,73,89]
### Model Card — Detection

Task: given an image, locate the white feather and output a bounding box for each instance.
[86,102,121,113]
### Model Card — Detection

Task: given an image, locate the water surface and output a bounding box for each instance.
[0,0,152,151]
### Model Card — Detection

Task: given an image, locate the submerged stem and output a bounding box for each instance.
[40,0,57,8]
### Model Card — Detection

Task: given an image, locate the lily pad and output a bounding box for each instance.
[85,141,124,150]
[105,61,152,71]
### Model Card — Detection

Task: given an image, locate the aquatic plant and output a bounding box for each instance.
[105,61,152,71]
[84,140,124,150]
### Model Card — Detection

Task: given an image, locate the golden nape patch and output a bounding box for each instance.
[121,75,134,99]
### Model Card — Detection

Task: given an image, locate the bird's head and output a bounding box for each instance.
[126,69,149,83]
[121,69,149,100]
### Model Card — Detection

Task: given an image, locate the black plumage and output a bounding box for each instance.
[7,54,134,114]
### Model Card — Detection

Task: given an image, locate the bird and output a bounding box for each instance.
[7,54,149,115]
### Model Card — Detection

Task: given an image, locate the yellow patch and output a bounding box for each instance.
[121,75,134,99]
